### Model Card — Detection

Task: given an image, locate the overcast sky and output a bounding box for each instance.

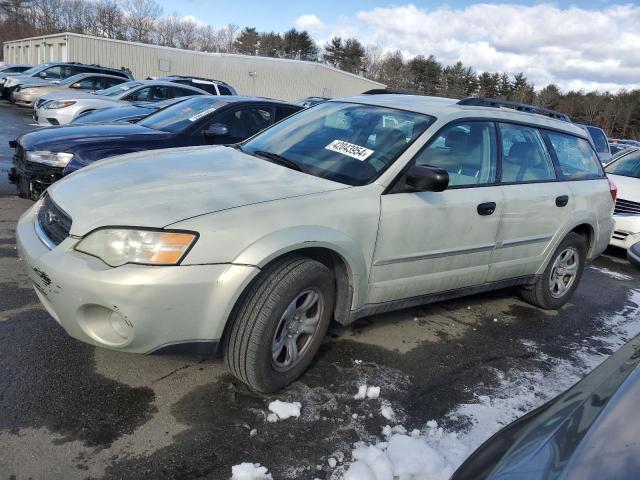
[156,1,640,92]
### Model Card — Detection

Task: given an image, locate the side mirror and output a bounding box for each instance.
[628,242,640,269]
[70,83,81,89]
[38,71,47,78]
[405,165,449,192]
[204,123,229,138]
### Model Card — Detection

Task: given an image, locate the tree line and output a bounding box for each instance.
[1,0,639,138]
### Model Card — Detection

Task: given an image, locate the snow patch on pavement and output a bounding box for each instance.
[589,266,633,281]
[338,288,640,479]
[231,462,273,479]
[354,385,381,400]
[267,400,301,422]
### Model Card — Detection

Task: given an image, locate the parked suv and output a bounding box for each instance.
[15,95,614,392]
[149,76,237,95]
[0,62,133,99]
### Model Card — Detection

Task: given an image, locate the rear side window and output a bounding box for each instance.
[587,126,609,154]
[547,132,604,179]
[106,70,130,79]
[218,85,232,95]
[499,123,555,183]
[173,86,204,97]
[414,121,497,186]
[275,106,299,121]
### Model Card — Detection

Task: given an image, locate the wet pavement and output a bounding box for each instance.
[0,101,35,195]
[0,102,639,479]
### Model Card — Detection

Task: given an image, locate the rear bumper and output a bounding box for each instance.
[610,215,640,250]
[16,204,260,353]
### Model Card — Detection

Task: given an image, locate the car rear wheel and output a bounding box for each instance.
[521,232,587,309]
[224,255,335,393]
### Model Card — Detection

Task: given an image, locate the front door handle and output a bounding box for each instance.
[477,202,497,216]
[556,195,569,207]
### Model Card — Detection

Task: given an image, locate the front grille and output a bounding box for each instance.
[36,194,72,247]
[614,198,640,215]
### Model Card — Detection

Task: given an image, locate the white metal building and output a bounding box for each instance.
[3,32,384,101]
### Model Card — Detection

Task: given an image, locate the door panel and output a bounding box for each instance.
[368,120,503,305]
[369,188,504,304]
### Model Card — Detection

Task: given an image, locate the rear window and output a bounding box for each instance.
[586,126,609,154]
[547,132,604,179]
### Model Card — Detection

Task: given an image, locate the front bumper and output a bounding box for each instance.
[16,205,260,354]
[610,214,640,250]
[11,89,37,107]
[33,104,78,126]
[9,147,64,199]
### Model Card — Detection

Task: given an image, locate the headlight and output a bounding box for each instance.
[75,228,198,267]
[25,150,74,167]
[44,100,76,109]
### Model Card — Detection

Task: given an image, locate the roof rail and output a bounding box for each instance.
[457,97,571,122]
[362,88,420,96]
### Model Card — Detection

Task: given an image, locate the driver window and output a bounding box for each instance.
[414,121,497,186]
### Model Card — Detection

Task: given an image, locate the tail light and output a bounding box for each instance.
[608,177,617,202]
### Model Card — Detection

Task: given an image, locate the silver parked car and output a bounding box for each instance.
[11,73,128,108]
[33,80,210,126]
[16,95,615,392]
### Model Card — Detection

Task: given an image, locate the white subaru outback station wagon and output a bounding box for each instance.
[16,94,615,392]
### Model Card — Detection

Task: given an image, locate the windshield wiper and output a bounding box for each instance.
[253,150,305,173]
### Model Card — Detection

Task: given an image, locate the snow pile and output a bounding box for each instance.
[343,424,459,480]
[354,385,380,400]
[231,462,273,479]
[266,400,302,422]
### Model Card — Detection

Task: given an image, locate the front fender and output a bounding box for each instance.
[232,225,369,309]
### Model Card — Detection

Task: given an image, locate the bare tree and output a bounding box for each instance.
[94,0,124,39]
[215,23,239,53]
[121,0,161,43]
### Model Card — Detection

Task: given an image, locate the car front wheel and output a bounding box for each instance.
[521,232,587,309]
[224,255,335,392]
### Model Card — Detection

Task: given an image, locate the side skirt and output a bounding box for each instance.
[347,275,538,323]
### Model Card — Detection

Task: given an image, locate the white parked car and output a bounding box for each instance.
[16,95,614,392]
[33,80,209,126]
[605,147,640,249]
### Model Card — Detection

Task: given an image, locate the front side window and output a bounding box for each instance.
[547,132,604,179]
[215,106,274,139]
[414,121,497,186]
[605,150,640,178]
[241,101,434,186]
[500,123,556,183]
[42,65,63,79]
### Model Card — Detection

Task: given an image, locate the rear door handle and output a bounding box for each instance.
[477,202,497,216]
[556,195,569,207]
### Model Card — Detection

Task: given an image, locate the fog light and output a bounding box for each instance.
[109,311,131,339]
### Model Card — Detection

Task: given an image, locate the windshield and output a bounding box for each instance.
[96,81,142,97]
[138,96,225,133]
[605,150,640,178]
[58,74,87,86]
[242,101,434,186]
[20,64,51,75]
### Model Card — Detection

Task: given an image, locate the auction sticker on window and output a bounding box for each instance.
[325,140,374,161]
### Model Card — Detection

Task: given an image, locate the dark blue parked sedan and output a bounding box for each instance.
[9,96,301,199]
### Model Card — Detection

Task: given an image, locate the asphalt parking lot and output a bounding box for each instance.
[1,102,639,479]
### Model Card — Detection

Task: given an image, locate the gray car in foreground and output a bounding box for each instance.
[16,95,614,392]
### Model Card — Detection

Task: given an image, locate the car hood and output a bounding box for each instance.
[608,174,640,202]
[48,145,350,236]
[18,123,168,151]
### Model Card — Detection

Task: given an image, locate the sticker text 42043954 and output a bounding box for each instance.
[325,140,374,161]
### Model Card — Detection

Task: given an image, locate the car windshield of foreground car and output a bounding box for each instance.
[138,96,226,133]
[96,81,142,97]
[20,63,51,75]
[605,149,640,178]
[241,101,434,186]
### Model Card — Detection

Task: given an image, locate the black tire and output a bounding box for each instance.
[224,255,335,393]
[520,232,587,309]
